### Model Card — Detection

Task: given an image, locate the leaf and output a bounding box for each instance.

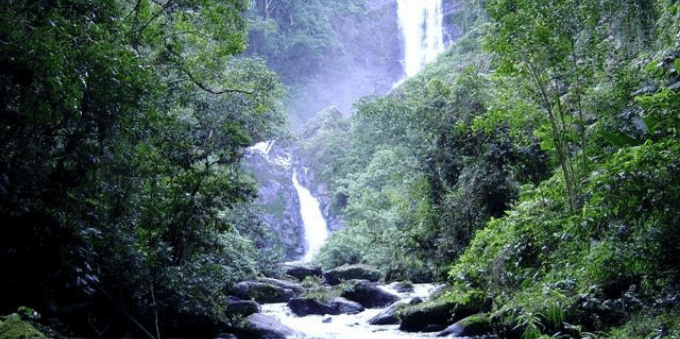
[643,115,659,136]
[644,60,659,73]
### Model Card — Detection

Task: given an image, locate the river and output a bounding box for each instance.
[261,283,445,339]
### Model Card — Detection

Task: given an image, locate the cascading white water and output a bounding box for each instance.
[261,283,444,339]
[397,0,445,77]
[292,170,328,262]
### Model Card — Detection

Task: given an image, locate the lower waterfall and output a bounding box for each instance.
[292,170,328,262]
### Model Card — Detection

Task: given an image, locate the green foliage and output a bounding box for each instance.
[308,32,549,281]
[0,0,288,336]
[0,313,47,339]
[295,0,680,336]
[248,0,345,81]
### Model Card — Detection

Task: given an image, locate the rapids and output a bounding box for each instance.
[261,283,445,339]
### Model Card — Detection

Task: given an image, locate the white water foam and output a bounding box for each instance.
[292,170,328,262]
[261,283,445,339]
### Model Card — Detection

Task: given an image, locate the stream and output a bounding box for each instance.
[261,283,445,339]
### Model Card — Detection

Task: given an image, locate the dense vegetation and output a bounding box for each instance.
[4,0,680,338]
[302,0,680,337]
[246,0,400,126]
[0,0,287,337]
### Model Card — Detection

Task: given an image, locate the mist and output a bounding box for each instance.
[246,0,461,129]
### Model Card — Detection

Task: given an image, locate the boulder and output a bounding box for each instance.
[257,278,306,295]
[233,281,301,303]
[225,299,261,317]
[340,280,399,308]
[391,281,415,293]
[436,313,493,337]
[398,293,487,332]
[239,313,301,339]
[368,297,423,325]
[280,262,323,281]
[287,297,364,316]
[329,297,365,315]
[324,264,383,284]
[322,272,342,286]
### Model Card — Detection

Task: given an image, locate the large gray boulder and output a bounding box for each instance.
[436,313,493,337]
[239,313,301,339]
[368,297,423,325]
[280,262,323,281]
[340,280,399,308]
[257,278,306,295]
[287,297,364,316]
[323,264,383,285]
[225,299,261,318]
[233,280,302,304]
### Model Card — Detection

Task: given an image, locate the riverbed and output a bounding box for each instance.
[261,283,446,339]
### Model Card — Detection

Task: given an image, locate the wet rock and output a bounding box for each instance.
[257,278,306,295]
[330,297,365,315]
[398,293,487,332]
[225,299,261,317]
[436,313,493,337]
[288,297,364,316]
[422,324,447,332]
[392,281,415,293]
[239,313,302,339]
[280,262,323,281]
[233,281,301,304]
[368,306,400,325]
[340,280,399,308]
[324,264,383,284]
[322,272,342,286]
[368,297,423,325]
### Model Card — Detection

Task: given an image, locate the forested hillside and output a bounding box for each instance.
[302,0,680,337]
[246,0,402,126]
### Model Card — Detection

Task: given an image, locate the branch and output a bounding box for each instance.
[151,284,161,339]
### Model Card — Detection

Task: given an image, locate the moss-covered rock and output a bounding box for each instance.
[398,291,488,332]
[323,264,383,284]
[0,314,46,339]
[287,297,364,316]
[232,280,302,303]
[436,313,493,337]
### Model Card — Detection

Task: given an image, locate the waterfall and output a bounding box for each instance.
[292,170,328,262]
[397,0,445,78]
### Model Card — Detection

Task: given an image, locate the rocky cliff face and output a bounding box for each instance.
[244,139,343,261]
[244,142,304,259]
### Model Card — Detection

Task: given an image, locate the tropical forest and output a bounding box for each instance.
[1,0,680,338]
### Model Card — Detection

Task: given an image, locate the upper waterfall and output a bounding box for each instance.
[397,0,445,77]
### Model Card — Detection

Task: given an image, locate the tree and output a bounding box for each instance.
[0,0,288,336]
